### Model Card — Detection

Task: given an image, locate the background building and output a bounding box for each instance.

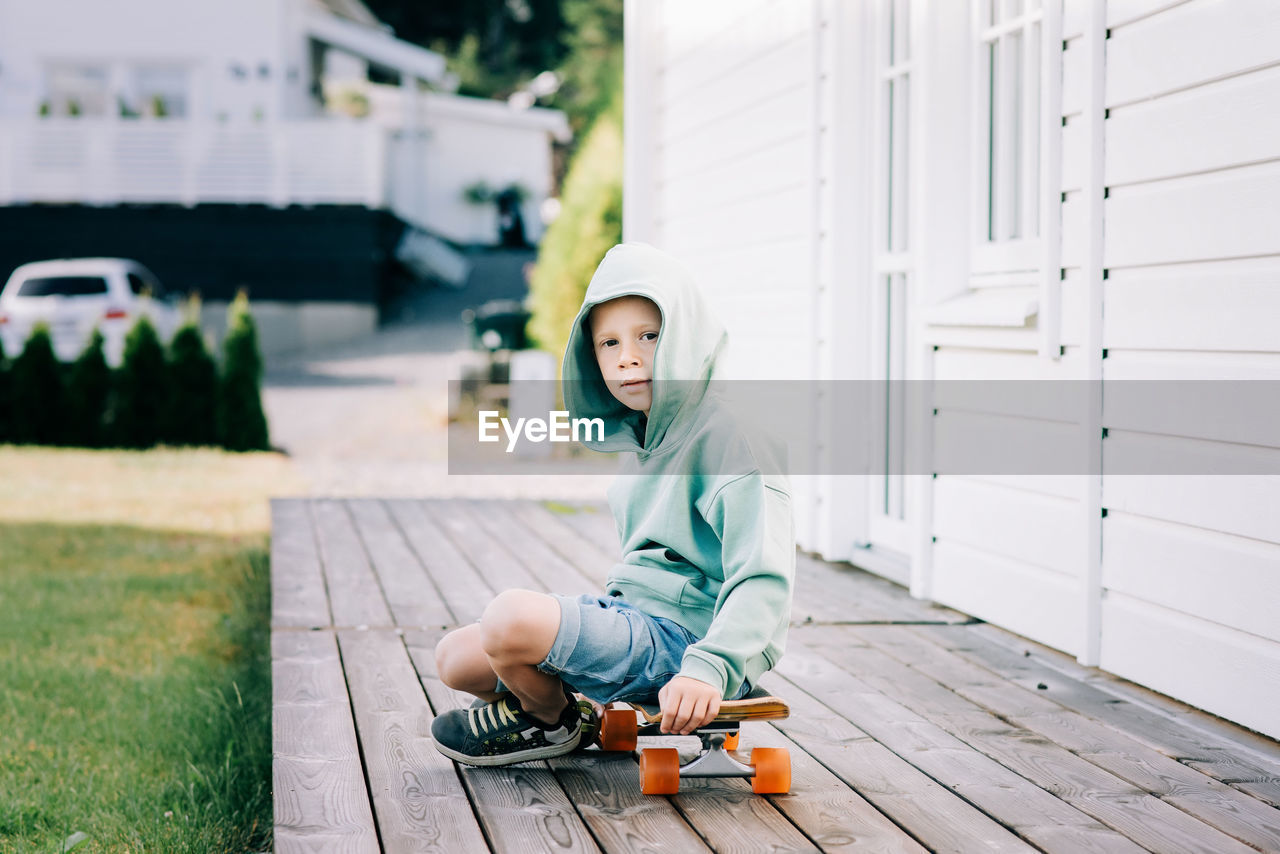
[0,0,568,355]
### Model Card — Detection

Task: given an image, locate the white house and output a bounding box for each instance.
[0,0,569,353]
[624,0,1280,740]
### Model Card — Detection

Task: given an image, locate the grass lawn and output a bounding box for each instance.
[0,447,303,853]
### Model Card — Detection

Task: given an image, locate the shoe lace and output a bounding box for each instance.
[467,697,520,737]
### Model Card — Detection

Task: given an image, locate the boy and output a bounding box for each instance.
[431,242,795,766]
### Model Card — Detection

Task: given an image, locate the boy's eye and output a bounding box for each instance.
[642,332,659,341]
[599,338,617,348]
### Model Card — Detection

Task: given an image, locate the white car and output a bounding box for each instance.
[0,258,182,367]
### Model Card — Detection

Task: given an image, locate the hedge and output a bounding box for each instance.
[0,296,269,451]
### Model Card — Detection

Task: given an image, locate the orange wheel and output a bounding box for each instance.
[750,747,791,794]
[599,708,638,752]
[723,732,740,751]
[639,748,681,795]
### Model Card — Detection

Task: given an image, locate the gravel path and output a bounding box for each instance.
[262,257,612,501]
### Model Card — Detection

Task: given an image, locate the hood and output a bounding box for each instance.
[562,242,727,454]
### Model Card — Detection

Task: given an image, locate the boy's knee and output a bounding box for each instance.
[480,589,560,662]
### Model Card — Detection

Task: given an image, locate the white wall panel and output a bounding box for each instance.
[932,541,1080,655]
[1107,0,1280,107]
[1106,0,1192,29]
[1061,38,1087,117]
[661,0,797,93]
[1100,592,1280,740]
[661,134,808,220]
[660,183,809,257]
[1061,191,1085,270]
[934,476,1079,576]
[1107,63,1280,187]
[1104,160,1280,268]
[1103,468,1280,545]
[659,82,810,183]
[1104,512,1280,643]
[1103,258,1280,352]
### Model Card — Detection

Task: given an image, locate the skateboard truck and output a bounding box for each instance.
[595,690,792,795]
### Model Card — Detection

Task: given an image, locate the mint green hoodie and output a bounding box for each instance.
[562,242,795,699]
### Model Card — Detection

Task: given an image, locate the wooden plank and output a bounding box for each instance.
[540,500,620,559]
[387,499,494,626]
[271,498,331,629]
[423,498,545,594]
[273,631,379,853]
[545,752,714,854]
[792,552,970,625]
[919,624,1280,795]
[1106,0,1280,107]
[809,629,1258,854]
[779,637,1147,853]
[862,625,1280,853]
[510,501,616,589]
[337,629,489,853]
[467,499,600,595]
[347,499,452,629]
[311,499,392,628]
[403,631,604,854]
[769,650,1045,853]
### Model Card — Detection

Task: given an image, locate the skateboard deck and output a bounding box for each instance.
[633,687,789,724]
[595,686,792,795]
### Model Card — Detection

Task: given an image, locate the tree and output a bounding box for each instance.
[167,321,220,447]
[113,316,170,448]
[218,292,270,452]
[65,328,112,448]
[9,324,67,445]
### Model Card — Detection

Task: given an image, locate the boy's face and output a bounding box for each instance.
[589,295,661,418]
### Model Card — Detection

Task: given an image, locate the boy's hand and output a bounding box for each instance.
[658,676,722,735]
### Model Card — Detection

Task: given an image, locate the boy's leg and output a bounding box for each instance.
[478,589,568,724]
[433,624,506,701]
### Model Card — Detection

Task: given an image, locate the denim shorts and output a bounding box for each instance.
[501,593,752,705]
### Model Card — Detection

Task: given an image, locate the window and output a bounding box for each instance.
[974,0,1043,271]
[870,0,913,543]
[127,272,166,299]
[18,277,109,297]
[45,64,110,117]
[132,66,189,118]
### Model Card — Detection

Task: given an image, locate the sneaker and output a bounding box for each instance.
[432,692,592,767]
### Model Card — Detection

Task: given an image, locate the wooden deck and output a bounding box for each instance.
[270,497,1280,853]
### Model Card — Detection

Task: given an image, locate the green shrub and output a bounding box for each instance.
[526,84,623,369]
[167,321,219,447]
[9,324,67,445]
[64,328,112,448]
[217,292,269,452]
[0,335,10,443]
[113,316,169,448]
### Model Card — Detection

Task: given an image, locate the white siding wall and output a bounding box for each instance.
[630,0,1280,738]
[1094,0,1280,739]
[649,0,816,382]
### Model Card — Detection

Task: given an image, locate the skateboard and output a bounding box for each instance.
[593,687,791,795]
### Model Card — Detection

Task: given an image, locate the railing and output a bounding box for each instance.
[0,118,426,216]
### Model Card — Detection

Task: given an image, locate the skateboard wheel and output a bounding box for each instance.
[639,748,681,795]
[723,731,740,751]
[599,708,638,752]
[750,747,791,794]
